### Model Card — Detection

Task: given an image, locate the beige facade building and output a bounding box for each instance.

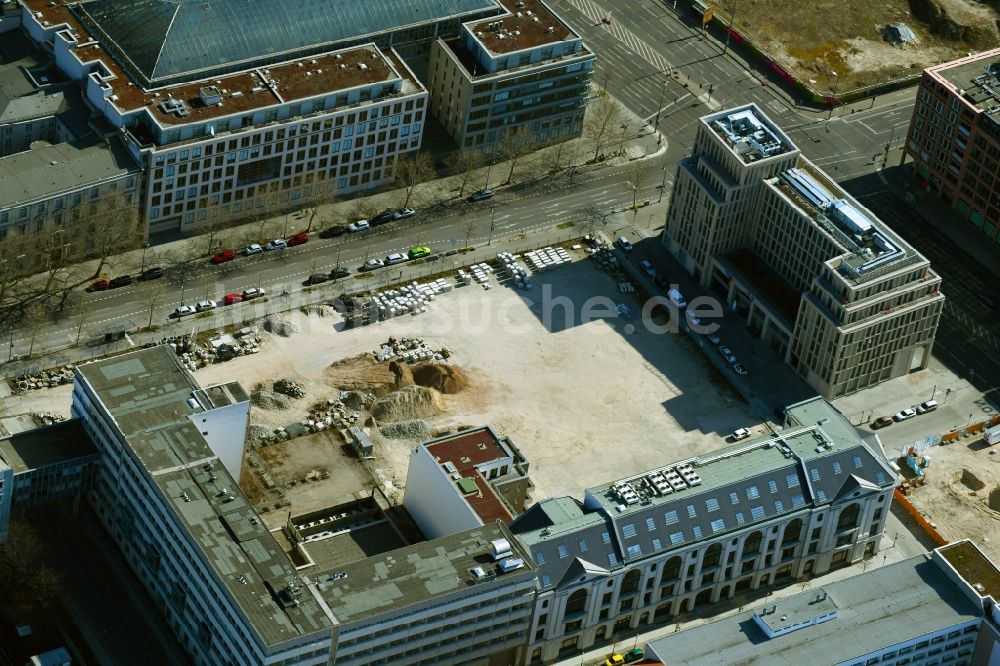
[663,105,944,399]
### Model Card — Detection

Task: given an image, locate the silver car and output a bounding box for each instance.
[195,300,217,312]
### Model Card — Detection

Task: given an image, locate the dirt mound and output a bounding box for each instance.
[263,318,299,337]
[251,383,292,410]
[342,390,375,411]
[389,360,414,388]
[412,363,468,394]
[379,419,434,440]
[326,355,396,394]
[371,386,444,423]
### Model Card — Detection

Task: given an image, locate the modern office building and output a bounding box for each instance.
[427,0,594,151]
[506,396,896,663]
[905,48,1000,248]
[404,425,533,539]
[6,0,592,240]
[663,104,944,399]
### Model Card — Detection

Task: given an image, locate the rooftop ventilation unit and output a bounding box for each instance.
[499,558,525,573]
[491,538,512,560]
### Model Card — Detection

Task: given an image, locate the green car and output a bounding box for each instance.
[623,648,644,663]
[408,246,431,259]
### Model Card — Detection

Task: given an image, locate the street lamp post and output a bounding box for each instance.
[140,243,150,273]
[722,1,738,55]
[488,204,497,246]
[7,325,13,362]
[618,122,629,155]
[658,166,668,203]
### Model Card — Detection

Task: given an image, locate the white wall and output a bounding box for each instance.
[187,400,249,480]
[403,445,481,540]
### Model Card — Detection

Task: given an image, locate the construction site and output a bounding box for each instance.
[720,0,1000,91]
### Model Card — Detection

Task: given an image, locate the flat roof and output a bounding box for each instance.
[646,555,982,666]
[929,47,1000,115]
[704,105,796,163]
[424,427,516,525]
[75,346,333,646]
[298,522,408,571]
[467,0,575,54]
[313,523,535,624]
[754,587,837,634]
[0,419,97,473]
[0,137,139,210]
[940,541,1000,601]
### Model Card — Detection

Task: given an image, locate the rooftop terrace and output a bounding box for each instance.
[940,540,1000,601]
[645,555,982,666]
[467,0,575,54]
[424,427,517,525]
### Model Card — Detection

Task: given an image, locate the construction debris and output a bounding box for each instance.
[379,419,433,440]
[273,378,305,399]
[263,318,299,337]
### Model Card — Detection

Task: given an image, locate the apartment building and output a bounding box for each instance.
[663,105,944,399]
[427,0,594,151]
[644,545,990,666]
[905,48,1000,248]
[507,396,896,663]
[404,425,533,540]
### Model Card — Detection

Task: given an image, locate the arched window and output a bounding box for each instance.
[782,519,802,545]
[621,569,642,595]
[837,503,860,530]
[565,588,588,615]
[703,543,722,568]
[743,530,763,555]
[662,556,682,581]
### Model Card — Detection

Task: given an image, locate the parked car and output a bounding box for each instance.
[223,293,243,305]
[718,345,736,364]
[685,310,701,326]
[384,252,408,266]
[212,249,235,263]
[370,210,395,226]
[731,427,752,441]
[242,287,265,300]
[109,275,133,288]
[623,649,644,664]
[86,279,110,292]
[393,207,415,220]
[731,363,748,376]
[348,220,370,233]
[916,400,939,414]
[408,246,431,259]
[468,188,494,202]
[870,416,894,429]
[362,258,384,271]
[265,238,287,251]
[329,266,351,280]
[139,267,164,281]
[305,273,329,285]
[244,243,263,256]
[287,232,309,246]
[195,299,217,312]
[894,408,917,422]
[667,288,687,309]
[173,305,196,318]
[640,259,656,277]
[617,235,633,252]
[319,225,347,239]
[706,333,721,345]
[603,655,625,666]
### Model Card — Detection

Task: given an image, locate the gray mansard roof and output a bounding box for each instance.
[512,398,896,591]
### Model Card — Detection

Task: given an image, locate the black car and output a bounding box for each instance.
[468,188,494,202]
[319,225,347,239]
[370,209,394,226]
[139,266,164,281]
[305,273,330,285]
[108,275,133,288]
[329,266,351,280]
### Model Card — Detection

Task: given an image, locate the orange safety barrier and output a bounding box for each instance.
[894,488,948,547]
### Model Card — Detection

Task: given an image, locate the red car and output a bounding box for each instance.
[212,249,235,264]
[287,232,309,246]
[86,279,110,292]
[223,293,243,305]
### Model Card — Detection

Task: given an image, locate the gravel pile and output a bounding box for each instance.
[246,423,271,446]
[273,378,305,398]
[264,318,299,337]
[251,383,293,410]
[371,386,444,422]
[379,419,433,440]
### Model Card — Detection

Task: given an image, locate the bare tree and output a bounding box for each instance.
[580,205,612,238]
[393,151,435,208]
[193,199,229,256]
[444,148,485,197]
[542,139,573,174]
[70,297,90,346]
[22,301,47,358]
[0,521,60,621]
[254,192,279,241]
[39,231,80,296]
[143,281,166,329]
[302,188,337,233]
[584,95,624,162]
[86,189,143,279]
[496,126,533,185]
[626,162,652,210]
[0,231,30,303]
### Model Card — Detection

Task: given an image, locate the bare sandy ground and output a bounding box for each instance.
[197,258,757,502]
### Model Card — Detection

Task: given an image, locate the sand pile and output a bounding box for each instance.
[389,360,414,388]
[379,419,433,440]
[412,363,468,394]
[371,386,444,422]
[263,318,299,337]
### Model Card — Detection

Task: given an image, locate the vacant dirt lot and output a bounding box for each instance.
[196,255,758,503]
[726,0,999,91]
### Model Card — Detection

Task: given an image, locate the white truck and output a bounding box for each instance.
[985,424,1000,445]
